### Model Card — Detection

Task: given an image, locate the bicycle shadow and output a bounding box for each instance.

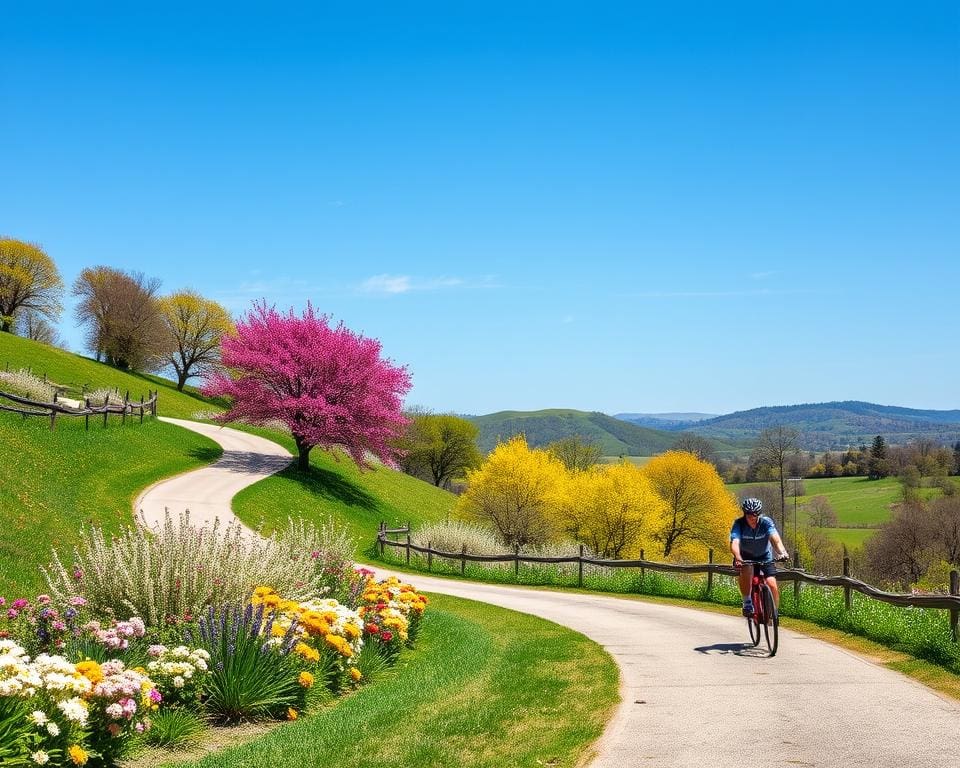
[693,642,771,658]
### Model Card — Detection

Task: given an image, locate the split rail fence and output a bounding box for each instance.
[0,387,158,429]
[376,522,960,642]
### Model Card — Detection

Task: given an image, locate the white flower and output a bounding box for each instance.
[29,710,49,726]
[45,722,60,737]
[172,676,185,688]
[57,697,89,725]
[31,751,50,765]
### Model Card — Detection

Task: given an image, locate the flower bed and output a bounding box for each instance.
[1,520,429,766]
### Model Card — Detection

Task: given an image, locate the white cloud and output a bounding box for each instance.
[358,274,465,295]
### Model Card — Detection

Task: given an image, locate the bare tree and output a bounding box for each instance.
[672,433,715,462]
[865,502,939,588]
[73,267,172,371]
[16,309,66,348]
[805,495,838,527]
[546,435,603,471]
[753,425,800,533]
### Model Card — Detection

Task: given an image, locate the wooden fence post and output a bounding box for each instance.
[103,404,108,427]
[514,544,520,579]
[405,533,411,565]
[951,570,959,643]
[84,398,90,431]
[706,549,714,595]
[793,550,801,605]
[139,395,144,424]
[843,546,852,611]
[427,542,433,571]
[640,549,645,581]
[461,544,466,576]
[49,408,56,430]
[121,393,127,424]
[578,544,584,588]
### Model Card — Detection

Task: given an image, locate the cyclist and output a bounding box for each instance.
[730,497,789,617]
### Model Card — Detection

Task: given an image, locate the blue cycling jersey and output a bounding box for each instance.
[730,515,778,561]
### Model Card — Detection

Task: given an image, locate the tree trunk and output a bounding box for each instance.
[176,370,188,391]
[296,440,312,471]
[0,319,11,333]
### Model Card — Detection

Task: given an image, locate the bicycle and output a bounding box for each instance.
[738,556,789,656]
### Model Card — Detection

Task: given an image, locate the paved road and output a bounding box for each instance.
[135,417,291,530]
[145,419,960,768]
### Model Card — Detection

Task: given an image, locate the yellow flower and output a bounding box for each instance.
[294,642,320,663]
[287,708,298,721]
[298,671,314,688]
[68,745,89,766]
[271,623,287,637]
[75,660,103,685]
[349,667,362,682]
[254,586,275,598]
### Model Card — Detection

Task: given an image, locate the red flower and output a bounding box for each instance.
[380,631,393,642]
[365,623,380,634]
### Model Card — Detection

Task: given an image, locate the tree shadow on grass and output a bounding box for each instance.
[280,465,379,512]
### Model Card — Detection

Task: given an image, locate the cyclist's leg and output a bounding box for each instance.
[766,575,780,607]
[738,564,753,599]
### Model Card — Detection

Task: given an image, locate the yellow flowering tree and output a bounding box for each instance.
[158,290,235,390]
[458,435,567,547]
[558,462,664,558]
[0,237,64,333]
[642,450,739,560]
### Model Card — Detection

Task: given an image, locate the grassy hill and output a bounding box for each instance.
[0,333,457,592]
[0,332,223,419]
[468,409,691,455]
[687,401,960,450]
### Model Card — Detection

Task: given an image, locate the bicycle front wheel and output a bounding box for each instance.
[761,584,779,656]
[747,588,761,646]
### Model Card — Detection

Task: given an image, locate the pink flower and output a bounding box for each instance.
[37,595,51,605]
[73,569,83,580]
[12,599,28,610]
[69,597,87,607]
[7,609,18,619]
[0,597,6,607]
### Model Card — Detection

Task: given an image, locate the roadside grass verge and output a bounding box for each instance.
[0,411,221,594]
[377,548,960,676]
[231,426,456,558]
[157,593,619,768]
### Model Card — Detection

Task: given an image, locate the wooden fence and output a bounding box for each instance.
[0,387,158,429]
[376,523,960,642]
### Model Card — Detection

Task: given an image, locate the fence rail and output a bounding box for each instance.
[0,388,158,429]
[376,523,960,640]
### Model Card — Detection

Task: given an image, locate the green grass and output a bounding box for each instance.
[232,426,457,557]
[160,594,619,768]
[0,411,221,595]
[0,332,223,419]
[819,527,876,549]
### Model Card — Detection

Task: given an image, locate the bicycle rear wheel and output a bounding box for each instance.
[747,588,761,646]
[761,584,779,656]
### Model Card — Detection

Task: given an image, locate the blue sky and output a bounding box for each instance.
[2,2,958,415]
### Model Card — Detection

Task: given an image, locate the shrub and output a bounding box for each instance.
[42,513,350,626]
[195,602,305,723]
[141,707,206,748]
[0,368,56,401]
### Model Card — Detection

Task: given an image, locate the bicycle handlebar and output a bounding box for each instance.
[737,554,791,565]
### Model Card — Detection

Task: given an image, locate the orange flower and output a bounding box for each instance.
[298,671,314,688]
[287,707,298,720]
[349,667,362,682]
[75,660,103,685]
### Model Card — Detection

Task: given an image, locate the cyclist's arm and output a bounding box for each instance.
[769,531,789,560]
[730,535,744,566]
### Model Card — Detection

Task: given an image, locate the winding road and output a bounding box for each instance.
[136,418,960,768]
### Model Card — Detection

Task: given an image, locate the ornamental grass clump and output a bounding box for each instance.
[42,512,345,627]
[196,601,305,723]
[0,368,57,401]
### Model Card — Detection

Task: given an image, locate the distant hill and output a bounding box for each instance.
[681,401,960,450]
[615,412,718,429]
[468,409,702,455]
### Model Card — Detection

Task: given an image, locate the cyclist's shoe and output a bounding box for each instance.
[742,599,753,617]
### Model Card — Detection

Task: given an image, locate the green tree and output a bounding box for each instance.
[0,238,64,333]
[546,435,603,471]
[398,411,482,489]
[868,435,891,480]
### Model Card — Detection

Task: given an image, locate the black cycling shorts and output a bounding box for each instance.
[735,559,776,576]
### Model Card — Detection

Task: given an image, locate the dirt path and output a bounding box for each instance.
[145,419,960,768]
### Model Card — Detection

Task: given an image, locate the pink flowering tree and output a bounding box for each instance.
[203,302,411,471]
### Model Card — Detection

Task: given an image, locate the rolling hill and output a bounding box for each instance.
[671,401,960,450]
[468,409,701,455]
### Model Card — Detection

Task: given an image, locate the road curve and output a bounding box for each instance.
[134,417,292,530]
[148,418,960,768]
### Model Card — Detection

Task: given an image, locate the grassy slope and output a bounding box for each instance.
[231,426,457,557]
[0,414,220,594]
[164,594,619,768]
[0,332,222,419]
